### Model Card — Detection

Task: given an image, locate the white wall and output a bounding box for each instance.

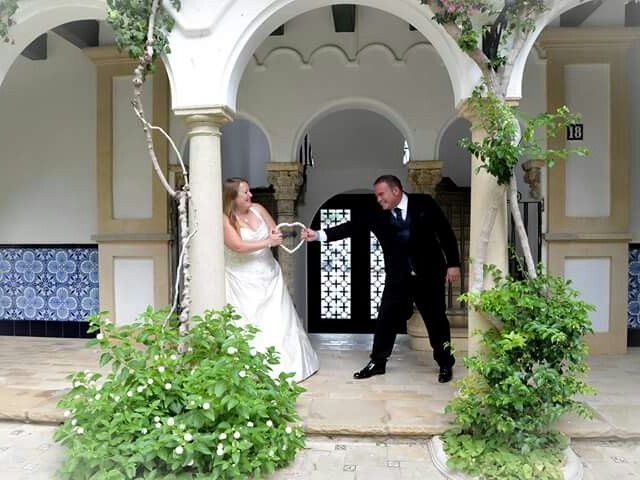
[629,40,640,241]
[239,7,456,164]
[221,119,270,187]
[0,32,97,243]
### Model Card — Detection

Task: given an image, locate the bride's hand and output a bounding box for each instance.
[268,229,283,247]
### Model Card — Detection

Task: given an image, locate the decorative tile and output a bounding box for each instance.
[629,244,640,329]
[0,247,99,323]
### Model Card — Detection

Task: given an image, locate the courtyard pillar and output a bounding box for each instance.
[180,108,233,316]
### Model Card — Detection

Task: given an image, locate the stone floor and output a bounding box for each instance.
[1,334,639,439]
[0,423,638,479]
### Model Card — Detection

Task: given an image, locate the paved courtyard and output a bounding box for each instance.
[1,335,639,439]
[0,423,638,479]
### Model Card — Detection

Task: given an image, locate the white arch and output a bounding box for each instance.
[233,110,274,162]
[434,113,471,160]
[506,0,592,99]
[164,0,480,113]
[0,0,106,89]
[290,96,415,164]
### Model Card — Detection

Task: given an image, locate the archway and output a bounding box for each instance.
[298,108,406,332]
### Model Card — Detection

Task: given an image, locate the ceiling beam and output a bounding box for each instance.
[331,5,356,33]
[559,0,603,27]
[626,1,640,26]
[21,34,47,61]
[52,20,99,49]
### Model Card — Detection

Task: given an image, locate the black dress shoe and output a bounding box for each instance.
[353,361,386,379]
[438,366,453,383]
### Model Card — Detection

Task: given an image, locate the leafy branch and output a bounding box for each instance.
[0,0,18,44]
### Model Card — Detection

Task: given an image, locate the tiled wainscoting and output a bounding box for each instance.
[0,245,98,338]
[629,244,640,346]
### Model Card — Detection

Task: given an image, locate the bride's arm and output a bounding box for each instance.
[223,215,282,253]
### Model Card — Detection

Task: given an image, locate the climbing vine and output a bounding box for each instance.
[0,0,18,44]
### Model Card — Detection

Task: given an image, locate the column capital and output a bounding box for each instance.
[178,105,235,130]
[267,162,304,201]
[406,160,443,195]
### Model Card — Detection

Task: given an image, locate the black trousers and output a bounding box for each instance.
[370,274,455,368]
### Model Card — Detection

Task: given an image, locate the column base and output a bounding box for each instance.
[406,310,468,354]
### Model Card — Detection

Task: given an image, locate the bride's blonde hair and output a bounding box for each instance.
[223,177,249,232]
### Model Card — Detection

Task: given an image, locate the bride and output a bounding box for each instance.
[222,177,319,383]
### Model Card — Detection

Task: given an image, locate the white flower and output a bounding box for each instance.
[114,395,120,402]
[227,347,237,355]
[127,391,133,397]
[158,366,165,373]
[154,416,160,422]
[233,431,240,439]
[216,448,224,456]
[174,446,184,455]
[179,424,186,431]
[202,402,210,410]
[64,410,71,418]
[165,383,172,390]
[95,384,102,391]
[71,419,77,426]
[246,421,254,428]
[154,355,159,361]
[96,333,103,340]
[137,386,144,393]
[73,394,80,400]
[170,354,177,361]
[285,426,292,434]
[76,427,84,434]
[268,450,274,457]
[104,319,111,325]
[217,443,224,450]
[250,349,257,357]
[94,394,101,400]
[266,420,273,427]
[155,422,161,429]
[141,428,148,434]
[184,432,193,442]
[218,433,227,440]
[238,370,246,378]
[187,459,194,466]
[244,365,249,369]
[147,378,153,385]
[167,417,175,427]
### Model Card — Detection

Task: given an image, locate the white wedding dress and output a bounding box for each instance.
[224,206,319,383]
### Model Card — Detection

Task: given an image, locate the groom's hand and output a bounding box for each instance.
[302,228,317,241]
[445,267,460,284]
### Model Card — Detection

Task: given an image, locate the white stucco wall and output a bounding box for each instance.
[629,40,640,241]
[0,32,97,243]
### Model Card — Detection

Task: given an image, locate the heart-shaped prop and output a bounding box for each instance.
[275,222,307,254]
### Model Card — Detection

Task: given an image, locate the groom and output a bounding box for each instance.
[303,175,460,383]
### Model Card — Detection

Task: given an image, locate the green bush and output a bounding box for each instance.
[54,306,305,479]
[443,266,596,480]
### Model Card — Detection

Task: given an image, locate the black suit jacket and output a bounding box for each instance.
[324,194,460,284]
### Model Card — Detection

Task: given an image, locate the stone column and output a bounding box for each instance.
[179,108,233,316]
[266,162,304,298]
[462,104,509,356]
[405,160,447,351]
[406,160,443,195]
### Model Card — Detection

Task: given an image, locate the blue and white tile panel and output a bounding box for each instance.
[0,246,99,322]
[629,244,640,329]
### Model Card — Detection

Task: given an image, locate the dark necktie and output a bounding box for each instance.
[393,207,403,223]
